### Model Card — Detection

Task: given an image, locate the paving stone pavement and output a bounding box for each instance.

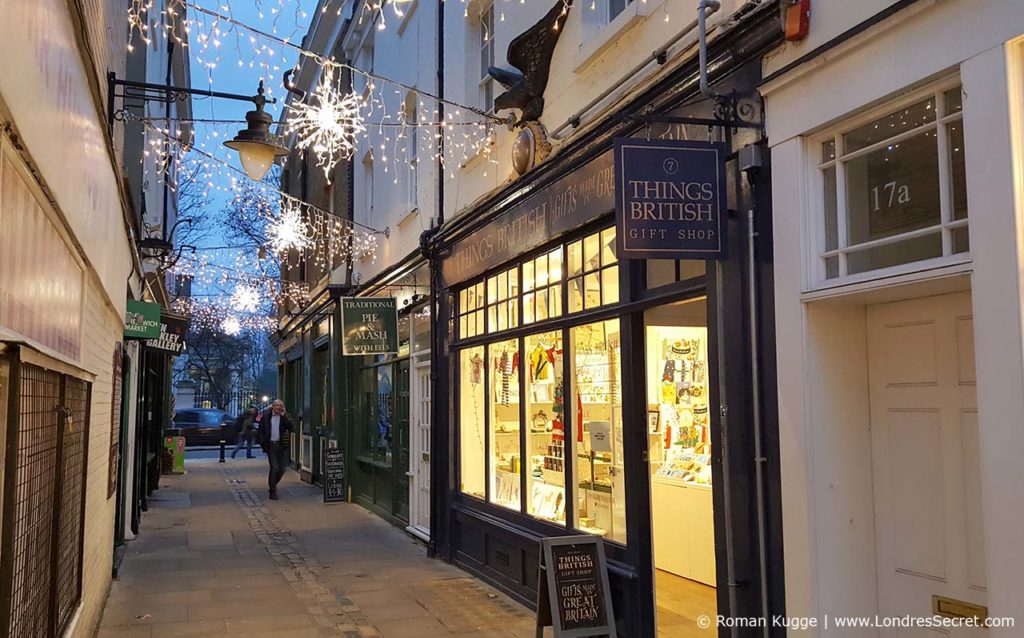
[98,457,536,637]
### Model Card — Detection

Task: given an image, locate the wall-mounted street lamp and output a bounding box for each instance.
[107,74,287,181]
[223,82,288,180]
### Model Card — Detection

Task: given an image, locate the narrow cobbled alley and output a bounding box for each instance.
[98,458,535,638]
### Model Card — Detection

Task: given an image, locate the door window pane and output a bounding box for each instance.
[525,330,566,525]
[459,347,486,498]
[489,339,521,511]
[572,320,626,544]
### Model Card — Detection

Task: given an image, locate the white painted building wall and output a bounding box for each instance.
[342,0,441,284]
[762,0,1024,633]
[442,0,761,221]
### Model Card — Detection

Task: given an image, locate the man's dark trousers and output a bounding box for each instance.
[267,442,287,493]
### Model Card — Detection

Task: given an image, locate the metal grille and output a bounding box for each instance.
[54,376,89,634]
[7,364,60,638]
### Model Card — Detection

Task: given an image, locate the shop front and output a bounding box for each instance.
[427,12,785,634]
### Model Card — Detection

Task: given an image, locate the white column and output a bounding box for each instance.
[769,136,817,629]
[961,40,1024,630]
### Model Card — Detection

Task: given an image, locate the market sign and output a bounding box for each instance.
[536,535,617,637]
[124,299,161,339]
[614,138,728,260]
[341,297,398,355]
[146,313,188,355]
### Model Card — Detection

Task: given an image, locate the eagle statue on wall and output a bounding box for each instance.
[488,0,573,126]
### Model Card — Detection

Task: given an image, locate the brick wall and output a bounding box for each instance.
[71,282,122,637]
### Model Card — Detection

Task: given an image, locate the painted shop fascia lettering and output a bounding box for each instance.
[442,152,614,286]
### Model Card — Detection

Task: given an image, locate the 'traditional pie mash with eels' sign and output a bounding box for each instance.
[341,297,399,355]
[614,138,728,260]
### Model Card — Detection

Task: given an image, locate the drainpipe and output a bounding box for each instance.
[698,0,721,99]
[748,207,770,637]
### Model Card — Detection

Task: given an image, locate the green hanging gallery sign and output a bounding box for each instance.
[341,297,399,356]
[124,299,161,339]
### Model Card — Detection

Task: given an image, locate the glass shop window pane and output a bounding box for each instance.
[601,266,619,305]
[583,233,600,272]
[536,288,549,322]
[568,241,583,277]
[549,248,563,282]
[584,272,601,309]
[497,271,508,301]
[646,260,676,288]
[509,269,519,298]
[487,305,497,334]
[489,339,522,511]
[944,86,963,114]
[568,277,584,314]
[459,289,468,313]
[601,228,617,265]
[487,276,498,304]
[535,254,550,288]
[525,330,566,526]
[678,260,706,281]
[843,97,935,154]
[524,292,536,324]
[948,120,968,221]
[845,131,940,246]
[524,260,535,292]
[459,346,486,499]
[572,319,626,544]
[549,287,562,319]
[847,233,942,275]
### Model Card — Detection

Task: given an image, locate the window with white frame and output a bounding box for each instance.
[814,81,968,283]
[478,2,496,112]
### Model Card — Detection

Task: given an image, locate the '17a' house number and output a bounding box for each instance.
[871,180,911,212]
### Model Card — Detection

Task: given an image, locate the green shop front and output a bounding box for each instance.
[340,268,432,533]
[426,13,786,635]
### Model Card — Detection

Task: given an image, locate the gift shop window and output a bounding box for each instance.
[815,80,968,285]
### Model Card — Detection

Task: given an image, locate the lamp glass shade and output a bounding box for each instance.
[233,141,278,180]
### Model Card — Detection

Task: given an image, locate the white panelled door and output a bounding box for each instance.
[407,358,431,538]
[867,291,986,637]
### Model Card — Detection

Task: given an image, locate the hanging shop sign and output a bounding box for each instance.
[442,151,614,286]
[341,297,399,355]
[614,138,728,260]
[146,313,188,355]
[124,299,161,339]
[536,535,617,637]
[323,446,346,503]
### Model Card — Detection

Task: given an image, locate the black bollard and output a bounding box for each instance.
[219,439,226,463]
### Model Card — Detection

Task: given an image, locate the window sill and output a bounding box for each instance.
[573,1,653,74]
[801,254,973,300]
[397,207,419,228]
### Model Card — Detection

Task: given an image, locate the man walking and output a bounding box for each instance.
[257,399,293,500]
[231,405,258,459]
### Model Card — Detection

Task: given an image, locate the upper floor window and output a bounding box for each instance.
[814,81,968,284]
[478,2,496,112]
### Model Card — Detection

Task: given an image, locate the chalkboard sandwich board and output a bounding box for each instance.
[536,535,617,637]
[323,447,346,503]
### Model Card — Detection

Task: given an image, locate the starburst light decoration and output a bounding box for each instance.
[230,283,262,313]
[267,202,313,255]
[221,315,243,336]
[287,68,367,181]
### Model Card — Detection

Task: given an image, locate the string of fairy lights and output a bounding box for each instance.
[123,0,606,336]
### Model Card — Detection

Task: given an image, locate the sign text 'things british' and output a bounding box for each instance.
[614,138,728,260]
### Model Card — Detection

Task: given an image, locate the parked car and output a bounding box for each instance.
[172,409,237,446]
